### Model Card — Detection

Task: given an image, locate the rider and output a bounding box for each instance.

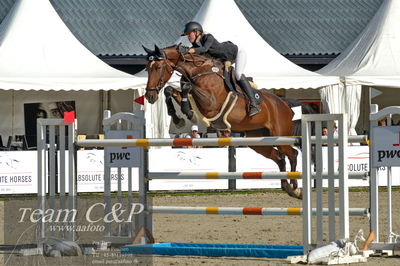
[181,21,260,117]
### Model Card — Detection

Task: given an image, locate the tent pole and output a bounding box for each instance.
[101,90,110,131]
[369,87,372,107]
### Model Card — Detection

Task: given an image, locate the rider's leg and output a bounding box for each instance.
[237,75,260,116]
[235,49,260,116]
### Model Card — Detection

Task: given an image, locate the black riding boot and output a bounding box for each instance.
[237,75,260,116]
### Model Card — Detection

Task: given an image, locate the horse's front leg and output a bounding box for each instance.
[179,82,196,122]
[164,86,185,128]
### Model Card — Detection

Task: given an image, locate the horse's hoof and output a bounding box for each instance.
[282,184,302,200]
[292,188,303,200]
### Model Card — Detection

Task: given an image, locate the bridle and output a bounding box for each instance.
[146,56,175,94]
[146,47,192,92]
[147,46,224,93]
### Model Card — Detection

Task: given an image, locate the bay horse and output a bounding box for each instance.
[143,44,302,199]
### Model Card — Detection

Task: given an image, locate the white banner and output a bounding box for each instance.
[148,148,229,190]
[236,147,301,189]
[0,151,37,194]
[59,150,139,193]
[319,146,371,187]
[77,150,139,192]
[1,146,399,194]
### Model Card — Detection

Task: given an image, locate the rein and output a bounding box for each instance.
[147,46,225,92]
[175,51,225,82]
[190,70,224,81]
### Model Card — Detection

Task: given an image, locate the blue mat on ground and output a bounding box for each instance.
[121,242,303,258]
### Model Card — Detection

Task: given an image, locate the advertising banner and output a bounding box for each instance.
[1,146,399,194]
[0,151,37,194]
[148,148,229,190]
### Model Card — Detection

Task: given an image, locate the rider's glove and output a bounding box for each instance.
[180,46,190,54]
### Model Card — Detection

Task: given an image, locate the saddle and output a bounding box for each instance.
[177,62,263,130]
[223,62,262,105]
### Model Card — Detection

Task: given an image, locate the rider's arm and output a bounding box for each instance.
[191,34,214,54]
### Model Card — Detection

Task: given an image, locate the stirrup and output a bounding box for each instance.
[249,105,260,116]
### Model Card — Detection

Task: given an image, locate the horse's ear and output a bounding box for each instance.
[154,45,164,59]
[142,45,154,55]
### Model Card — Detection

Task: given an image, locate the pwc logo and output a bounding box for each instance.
[109,135,133,163]
[377,130,400,162]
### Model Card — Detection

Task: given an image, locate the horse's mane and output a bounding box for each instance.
[162,44,219,63]
[163,44,180,49]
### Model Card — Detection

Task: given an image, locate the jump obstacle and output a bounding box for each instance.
[121,242,304,258]
[38,111,363,256]
[368,105,400,254]
[150,206,368,216]
[35,107,400,258]
[37,118,76,244]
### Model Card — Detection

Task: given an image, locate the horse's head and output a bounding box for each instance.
[143,45,180,104]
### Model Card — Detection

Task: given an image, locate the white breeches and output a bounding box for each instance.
[234,47,247,80]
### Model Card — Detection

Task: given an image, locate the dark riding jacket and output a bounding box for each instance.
[192,33,238,62]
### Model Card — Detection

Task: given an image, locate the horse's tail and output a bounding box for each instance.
[282,98,317,137]
[282,97,317,170]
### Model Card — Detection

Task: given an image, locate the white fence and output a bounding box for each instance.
[1,145,396,194]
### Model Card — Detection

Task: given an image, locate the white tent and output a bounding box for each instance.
[0,0,146,90]
[318,0,399,133]
[145,0,341,138]
[318,0,400,85]
[0,0,147,140]
[178,0,340,89]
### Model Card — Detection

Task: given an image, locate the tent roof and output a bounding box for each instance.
[0,0,146,90]
[0,0,379,57]
[179,0,339,89]
[318,0,400,87]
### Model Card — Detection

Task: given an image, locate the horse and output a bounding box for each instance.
[143,44,303,199]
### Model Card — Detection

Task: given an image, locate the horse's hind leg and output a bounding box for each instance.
[250,146,301,199]
[278,145,302,199]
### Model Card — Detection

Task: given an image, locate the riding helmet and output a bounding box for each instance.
[181,21,203,36]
